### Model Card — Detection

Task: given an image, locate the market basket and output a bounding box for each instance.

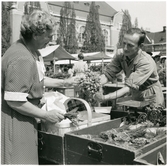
[41,96,110,136]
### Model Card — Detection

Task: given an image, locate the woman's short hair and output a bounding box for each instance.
[20,10,56,41]
[126,28,146,46]
[78,53,84,60]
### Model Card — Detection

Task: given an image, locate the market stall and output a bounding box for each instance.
[83,52,112,61]
[39,45,76,74]
[38,87,166,165]
[39,45,75,61]
[37,48,166,165]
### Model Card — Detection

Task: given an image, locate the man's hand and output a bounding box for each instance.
[94,91,105,102]
[94,86,105,102]
[99,74,108,85]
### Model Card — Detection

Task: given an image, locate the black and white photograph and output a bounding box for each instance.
[1,1,166,165]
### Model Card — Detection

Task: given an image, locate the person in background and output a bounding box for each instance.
[68,64,74,77]
[71,52,88,77]
[160,56,166,68]
[1,10,75,164]
[94,28,164,107]
[159,56,166,87]
[153,54,163,74]
[62,66,70,78]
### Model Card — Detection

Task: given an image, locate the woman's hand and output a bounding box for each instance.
[44,109,64,123]
[64,77,78,87]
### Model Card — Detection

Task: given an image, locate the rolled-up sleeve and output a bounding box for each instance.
[125,60,154,90]
[103,53,122,81]
[4,57,34,101]
[4,91,29,101]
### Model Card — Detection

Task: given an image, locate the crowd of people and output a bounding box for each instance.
[45,54,106,80]
[1,9,166,165]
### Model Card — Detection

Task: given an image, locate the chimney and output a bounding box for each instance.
[163,26,166,32]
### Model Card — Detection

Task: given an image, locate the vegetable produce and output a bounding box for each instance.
[76,70,101,108]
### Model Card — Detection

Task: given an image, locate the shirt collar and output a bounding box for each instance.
[123,49,142,65]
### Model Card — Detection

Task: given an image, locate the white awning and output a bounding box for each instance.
[152,52,161,57]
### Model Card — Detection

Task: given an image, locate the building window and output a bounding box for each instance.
[24,2,41,14]
[102,29,108,46]
[78,26,85,43]
[117,23,122,30]
[52,32,57,42]
[96,5,100,9]
[84,2,90,6]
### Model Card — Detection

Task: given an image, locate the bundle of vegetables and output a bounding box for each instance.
[121,105,166,127]
[144,105,166,126]
[80,120,166,150]
[64,112,79,126]
[76,70,101,108]
[64,107,84,126]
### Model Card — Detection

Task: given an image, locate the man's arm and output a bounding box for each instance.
[94,86,130,102]
[104,86,130,100]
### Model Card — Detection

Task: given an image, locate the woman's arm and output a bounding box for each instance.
[44,76,76,87]
[44,76,64,87]
[7,101,64,123]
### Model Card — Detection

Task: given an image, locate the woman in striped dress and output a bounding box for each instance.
[1,10,74,164]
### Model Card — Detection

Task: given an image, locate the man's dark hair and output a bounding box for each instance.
[126,28,146,46]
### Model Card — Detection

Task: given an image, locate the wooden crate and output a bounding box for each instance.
[133,143,166,165]
[38,112,111,164]
[64,118,166,165]
[38,131,64,164]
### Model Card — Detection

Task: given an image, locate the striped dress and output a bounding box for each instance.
[1,39,44,164]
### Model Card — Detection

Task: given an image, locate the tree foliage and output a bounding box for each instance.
[24,2,41,14]
[134,17,138,28]
[81,2,105,53]
[57,2,78,54]
[2,2,12,56]
[66,6,78,53]
[117,10,132,48]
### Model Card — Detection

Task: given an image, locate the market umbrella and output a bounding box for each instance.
[39,45,75,74]
[39,45,75,61]
[84,52,111,61]
[54,60,77,64]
